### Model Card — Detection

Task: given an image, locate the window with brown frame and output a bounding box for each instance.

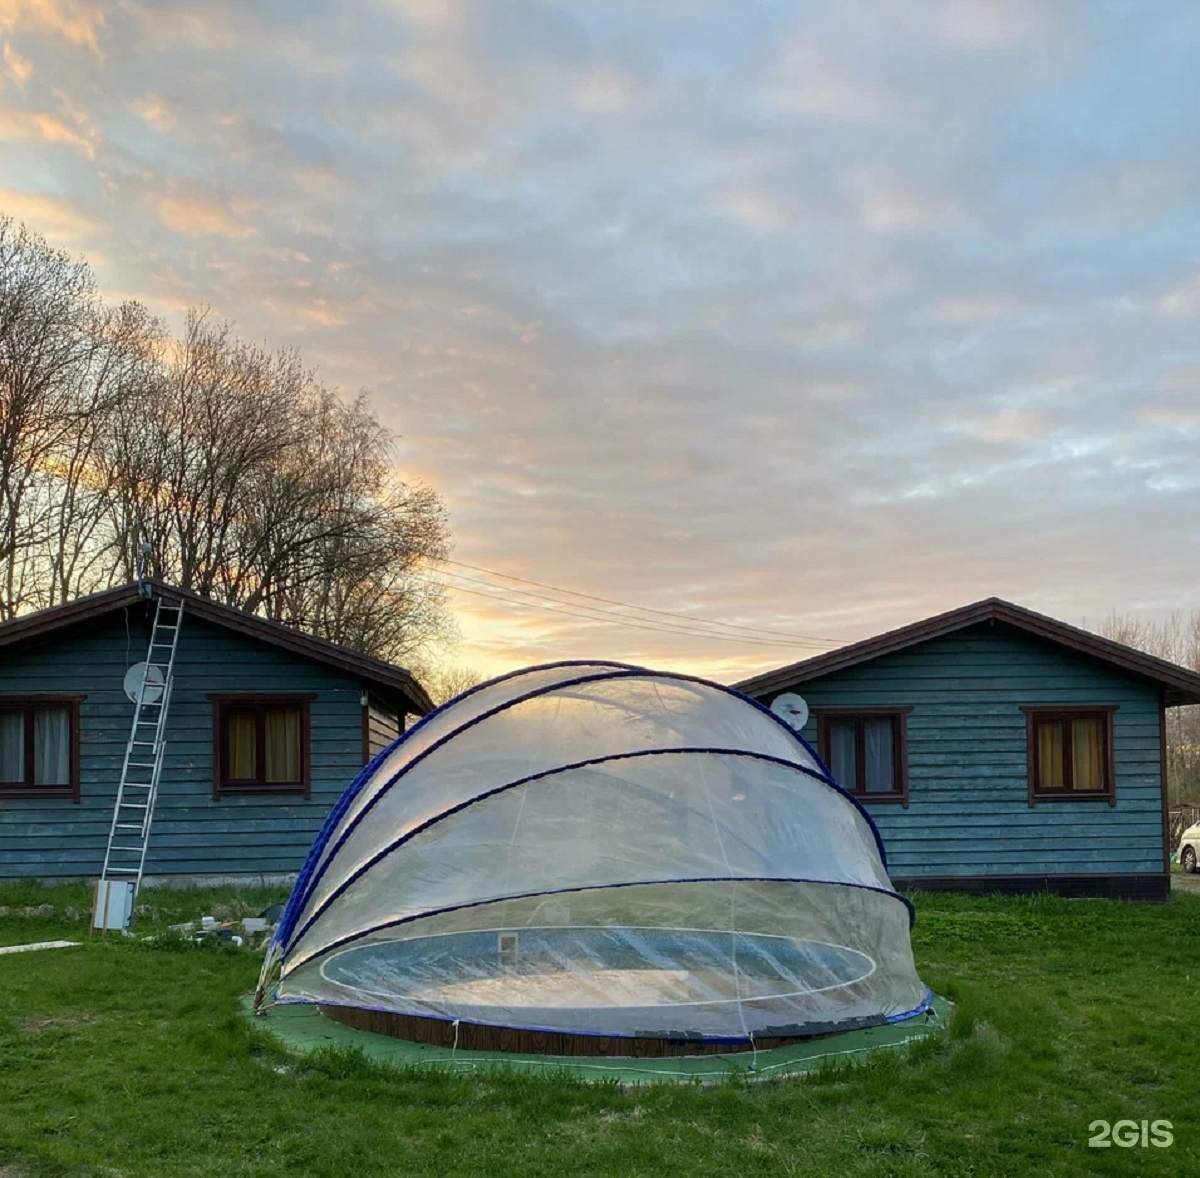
[0,696,83,801]
[814,707,912,805]
[1021,706,1117,805]
[208,694,314,798]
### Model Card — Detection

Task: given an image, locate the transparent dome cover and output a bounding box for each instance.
[257,662,930,1042]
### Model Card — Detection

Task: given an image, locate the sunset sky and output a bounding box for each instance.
[2,0,1199,683]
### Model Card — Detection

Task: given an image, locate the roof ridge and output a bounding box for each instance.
[0,578,432,714]
[735,596,1200,708]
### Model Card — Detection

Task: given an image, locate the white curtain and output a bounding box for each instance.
[33,706,70,786]
[862,718,895,793]
[828,720,857,788]
[0,712,23,783]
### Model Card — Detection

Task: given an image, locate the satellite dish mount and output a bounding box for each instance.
[770,692,810,731]
[123,662,165,704]
[134,527,153,597]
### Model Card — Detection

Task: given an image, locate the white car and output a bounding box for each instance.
[1179,822,1200,874]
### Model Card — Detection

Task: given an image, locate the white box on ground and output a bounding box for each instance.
[92,880,135,931]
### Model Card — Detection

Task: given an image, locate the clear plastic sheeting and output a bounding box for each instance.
[262,664,930,1043]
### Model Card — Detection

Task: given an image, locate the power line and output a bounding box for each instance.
[433,578,813,647]
[423,574,831,649]
[437,567,825,647]
[439,557,840,644]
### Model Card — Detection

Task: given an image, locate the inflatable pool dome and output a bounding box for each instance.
[256,662,930,1054]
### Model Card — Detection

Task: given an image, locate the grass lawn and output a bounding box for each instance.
[1,881,1197,1177]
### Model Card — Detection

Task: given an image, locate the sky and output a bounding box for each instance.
[2,0,1199,684]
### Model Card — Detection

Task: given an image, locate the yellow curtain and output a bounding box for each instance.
[264,707,300,783]
[1071,718,1105,790]
[1038,721,1065,789]
[227,713,257,779]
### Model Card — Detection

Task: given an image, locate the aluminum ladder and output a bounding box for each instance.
[94,595,184,929]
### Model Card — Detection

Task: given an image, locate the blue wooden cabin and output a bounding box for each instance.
[0,580,432,882]
[736,598,1200,901]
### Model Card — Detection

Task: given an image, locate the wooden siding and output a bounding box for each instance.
[363,694,401,763]
[769,623,1166,880]
[0,608,370,879]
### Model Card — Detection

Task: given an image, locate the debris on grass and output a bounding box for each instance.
[0,940,81,956]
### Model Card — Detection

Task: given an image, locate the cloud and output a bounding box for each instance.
[956,409,1058,444]
[127,1,247,53]
[841,168,964,233]
[763,34,919,127]
[151,191,256,239]
[933,0,1056,49]
[2,40,33,83]
[574,67,636,113]
[129,91,174,132]
[0,186,103,240]
[0,103,90,153]
[4,0,1200,680]
[1137,402,1200,430]
[716,188,791,234]
[0,0,105,54]
[925,297,1020,326]
[1159,274,1200,317]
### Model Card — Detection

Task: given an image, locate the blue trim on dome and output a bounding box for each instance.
[275,660,643,947]
[885,986,935,1024]
[277,664,886,955]
[284,874,917,974]
[284,746,883,953]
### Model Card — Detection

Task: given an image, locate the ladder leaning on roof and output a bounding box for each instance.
[92,593,184,932]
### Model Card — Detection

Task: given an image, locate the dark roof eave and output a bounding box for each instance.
[734,597,1200,709]
[0,579,434,715]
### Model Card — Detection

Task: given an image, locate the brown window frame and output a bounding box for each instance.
[813,707,912,806]
[1021,705,1118,806]
[0,695,84,802]
[207,694,315,799]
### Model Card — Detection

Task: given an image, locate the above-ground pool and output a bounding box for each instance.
[306,924,926,1055]
[259,663,931,1057]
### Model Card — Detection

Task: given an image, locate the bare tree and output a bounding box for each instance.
[0,218,160,616]
[98,310,307,594]
[1100,611,1200,805]
[1,215,454,666]
[244,386,453,659]
[93,308,453,662]
[42,300,167,604]
[416,661,484,706]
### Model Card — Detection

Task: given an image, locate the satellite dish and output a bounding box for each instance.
[124,662,165,704]
[771,692,809,730]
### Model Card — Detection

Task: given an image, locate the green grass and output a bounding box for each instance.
[1,882,1197,1177]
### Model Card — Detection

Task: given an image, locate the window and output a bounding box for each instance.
[814,708,911,805]
[1021,706,1117,805]
[208,694,314,798]
[0,696,83,800]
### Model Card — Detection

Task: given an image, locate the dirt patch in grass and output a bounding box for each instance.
[21,1012,102,1035]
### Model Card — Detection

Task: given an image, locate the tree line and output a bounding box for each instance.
[0,215,452,665]
[1100,610,1200,805]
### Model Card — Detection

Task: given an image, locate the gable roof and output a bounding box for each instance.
[734,596,1200,708]
[0,578,433,715]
